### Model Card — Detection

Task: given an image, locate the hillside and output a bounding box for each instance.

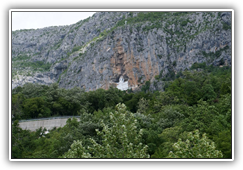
[11,11,232,91]
[12,65,232,158]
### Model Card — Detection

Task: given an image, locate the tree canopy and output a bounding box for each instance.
[11,65,232,159]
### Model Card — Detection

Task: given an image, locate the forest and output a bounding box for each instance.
[11,65,232,159]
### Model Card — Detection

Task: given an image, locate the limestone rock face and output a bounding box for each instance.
[12,12,232,91]
[12,73,55,89]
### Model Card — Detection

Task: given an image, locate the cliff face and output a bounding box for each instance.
[12,12,127,89]
[12,11,232,91]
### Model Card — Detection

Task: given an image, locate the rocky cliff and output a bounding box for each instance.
[12,11,232,91]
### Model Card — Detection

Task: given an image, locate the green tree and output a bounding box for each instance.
[172,61,177,67]
[12,93,25,119]
[12,120,23,158]
[202,84,217,102]
[204,76,221,96]
[153,91,179,113]
[220,77,231,95]
[124,92,151,113]
[62,103,150,158]
[104,87,124,107]
[12,120,37,158]
[216,93,231,121]
[152,126,183,158]
[137,97,150,114]
[45,83,60,101]
[141,81,151,93]
[213,129,232,158]
[47,85,88,116]
[21,83,48,98]
[155,106,184,129]
[52,101,64,116]
[141,128,162,155]
[22,97,51,118]
[167,130,223,158]
[12,86,23,94]
[61,140,92,158]
[182,81,200,105]
[180,99,219,133]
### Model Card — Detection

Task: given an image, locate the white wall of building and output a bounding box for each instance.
[116,76,129,91]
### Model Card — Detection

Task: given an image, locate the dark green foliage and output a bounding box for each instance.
[179,100,219,133]
[84,87,124,113]
[12,55,30,61]
[161,65,176,81]
[222,22,231,30]
[172,61,177,67]
[18,60,52,72]
[159,106,184,128]
[181,20,188,27]
[182,81,200,105]
[202,84,217,102]
[157,54,162,59]
[154,91,180,110]
[21,83,49,98]
[142,129,163,155]
[71,46,81,53]
[219,58,225,65]
[191,62,206,70]
[12,93,25,119]
[124,91,152,113]
[11,65,232,159]
[213,129,232,158]
[11,120,36,158]
[12,86,23,94]
[141,81,151,93]
[102,12,192,40]
[22,97,51,119]
[151,126,183,158]
[220,78,231,95]
[159,70,163,78]
[117,12,189,28]
[73,56,79,61]
[201,46,229,60]
[176,71,183,79]
[100,30,108,37]
[154,75,160,80]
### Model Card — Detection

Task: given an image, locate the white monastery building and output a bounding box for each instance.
[116,76,129,91]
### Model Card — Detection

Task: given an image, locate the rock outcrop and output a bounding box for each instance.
[12,11,232,91]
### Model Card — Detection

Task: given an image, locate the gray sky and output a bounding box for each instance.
[12,12,96,31]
